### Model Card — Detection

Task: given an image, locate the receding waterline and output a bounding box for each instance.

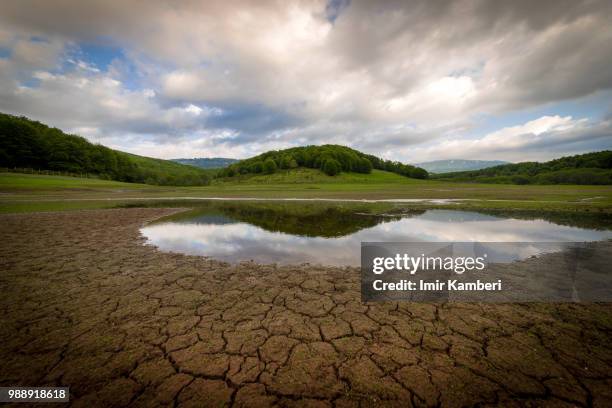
[140,207,612,266]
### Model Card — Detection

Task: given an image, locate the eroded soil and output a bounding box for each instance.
[0,208,611,407]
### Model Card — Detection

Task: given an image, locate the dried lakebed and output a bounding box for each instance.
[1,208,611,407]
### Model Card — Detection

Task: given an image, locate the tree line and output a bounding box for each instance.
[432,151,612,185]
[0,113,212,186]
[217,145,429,179]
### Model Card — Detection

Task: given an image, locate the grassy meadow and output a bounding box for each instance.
[1,170,611,214]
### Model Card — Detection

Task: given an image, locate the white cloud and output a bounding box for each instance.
[404,116,612,163]
[184,104,203,116]
[0,1,611,160]
[0,61,225,144]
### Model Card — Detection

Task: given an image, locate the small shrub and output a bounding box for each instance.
[263,158,277,174]
[250,161,264,173]
[512,175,530,185]
[322,159,341,176]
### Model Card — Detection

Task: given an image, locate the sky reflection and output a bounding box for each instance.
[141,210,612,266]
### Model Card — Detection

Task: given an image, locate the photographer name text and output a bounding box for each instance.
[372,279,503,291]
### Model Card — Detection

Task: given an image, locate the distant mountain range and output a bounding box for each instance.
[415,159,509,173]
[175,157,511,173]
[171,157,239,169]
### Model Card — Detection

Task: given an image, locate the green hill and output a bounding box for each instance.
[0,113,212,186]
[433,151,612,185]
[218,144,428,179]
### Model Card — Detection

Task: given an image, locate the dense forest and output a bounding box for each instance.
[0,113,212,186]
[218,145,428,179]
[433,151,612,185]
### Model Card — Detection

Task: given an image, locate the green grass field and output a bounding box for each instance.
[1,171,611,214]
[0,173,151,190]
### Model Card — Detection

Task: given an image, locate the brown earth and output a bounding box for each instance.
[0,208,611,407]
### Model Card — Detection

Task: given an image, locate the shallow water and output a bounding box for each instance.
[140,204,612,266]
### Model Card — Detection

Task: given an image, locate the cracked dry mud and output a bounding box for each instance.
[1,208,611,407]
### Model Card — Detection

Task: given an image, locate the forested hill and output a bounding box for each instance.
[433,151,612,185]
[0,113,212,186]
[218,145,428,179]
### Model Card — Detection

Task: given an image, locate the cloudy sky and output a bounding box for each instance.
[1,0,611,163]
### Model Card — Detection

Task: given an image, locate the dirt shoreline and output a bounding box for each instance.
[1,208,611,407]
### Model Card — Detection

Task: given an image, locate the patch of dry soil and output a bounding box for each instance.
[0,208,611,407]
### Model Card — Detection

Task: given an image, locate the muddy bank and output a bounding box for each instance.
[0,208,611,407]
